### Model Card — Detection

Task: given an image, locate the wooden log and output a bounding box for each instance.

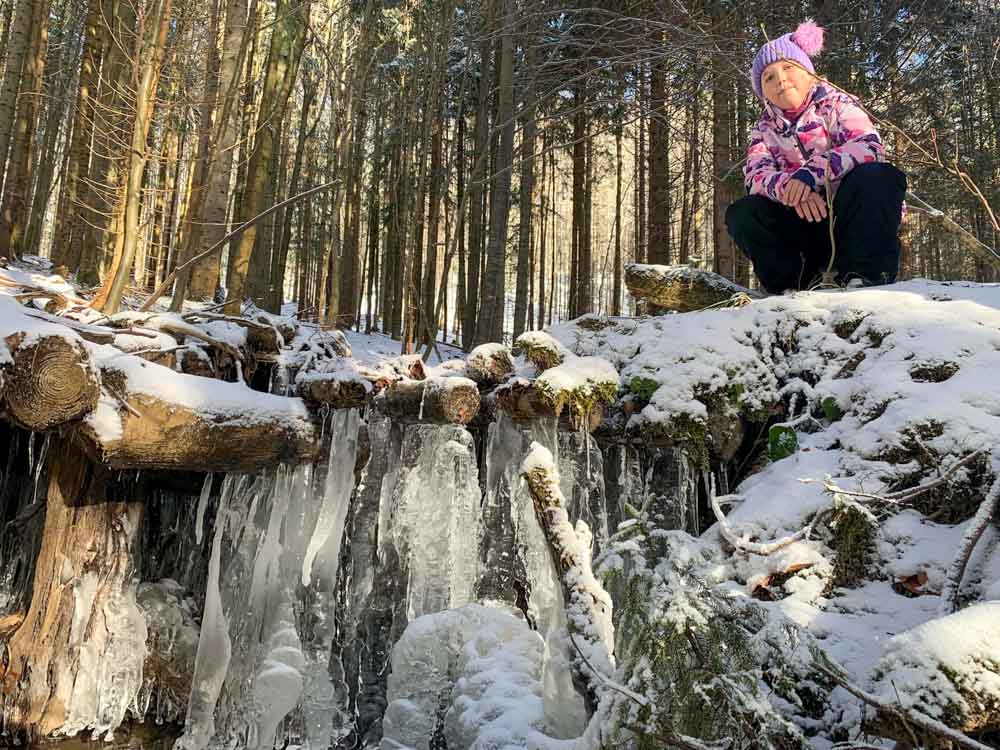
[3,332,100,430]
[1,438,144,740]
[296,372,369,409]
[465,343,515,387]
[379,376,480,425]
[494,379,603,432]
[74,363,319,472]
[625,263,760,313]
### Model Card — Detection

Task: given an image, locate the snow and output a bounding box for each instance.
[872,601,1000,722]
[549,279,1000,744]
[535,356,619,400]
[86,341,315,434]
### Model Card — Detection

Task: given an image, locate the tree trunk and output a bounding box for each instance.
[570,84,585,317]
[77,0,135,287]
[50,0,105,268]
[463,0,493,348]
[168,0,223,310]
[536,130,547,328]
[189,0,250,300]
[712,57,738,281]
[25,2,82,257]
[1,438,144,741]
[513,25,536,339]
[0,0,33,190]
[475,0,514,345]
[91,0,173,314]
[224,0,307,314]
[613,124,623,315]
[0,0,50,258]
[648,55,670,266]
[270,76,316,312]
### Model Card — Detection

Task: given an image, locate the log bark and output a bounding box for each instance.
[625,263,759,314]
[379,376,480,425]
[74,364,319,472]
[0,438,143,740]
[465,343,514,388]
[296,373,369,409]
[3,332,99,430]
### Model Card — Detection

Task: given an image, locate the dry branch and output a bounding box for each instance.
[815,661,994,750]
[938,469,999,615]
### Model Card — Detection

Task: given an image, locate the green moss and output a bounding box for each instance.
[628,375,660,402]
[638,414,710,468]
[828,501,878,588]
[832,310,869,340]
[519,341,564,371]
[535,378,618,427]
[574,314,616,332]
[821,396,843,423]
[867,325,891,347]
[768,425,798,461]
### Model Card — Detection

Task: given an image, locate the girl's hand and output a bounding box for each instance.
[783,177,812,206]
[794,191,828,223]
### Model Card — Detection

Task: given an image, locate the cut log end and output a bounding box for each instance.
[4,334,99,430]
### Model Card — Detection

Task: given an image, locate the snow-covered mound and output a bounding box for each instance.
[548,280,1000,747]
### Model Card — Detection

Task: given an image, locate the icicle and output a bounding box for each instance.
[175,479,234,750]
[301,408,360,587]
[195,473,213,545]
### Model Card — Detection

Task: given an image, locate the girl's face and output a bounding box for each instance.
[761,60,815,110]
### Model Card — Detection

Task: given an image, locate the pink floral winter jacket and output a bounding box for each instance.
[744,83,884,201]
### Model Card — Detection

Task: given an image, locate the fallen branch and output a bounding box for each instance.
[814,661,994,750]
[710,483,818,556]
[802,449,984,506]
[140,179,339,312]
[520,442,615,715]
[938,469,1000,616]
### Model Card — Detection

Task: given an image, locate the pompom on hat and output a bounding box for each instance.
[751,20,825,100]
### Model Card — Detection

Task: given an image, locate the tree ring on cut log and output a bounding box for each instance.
[5,334,99,430]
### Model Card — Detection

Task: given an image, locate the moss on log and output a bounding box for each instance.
[296,372,369,409]
[625,263,758,313]
[465,343,515,387]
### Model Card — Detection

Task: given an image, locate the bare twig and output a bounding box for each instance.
[938,469,1000,616]
[710,479,819,555]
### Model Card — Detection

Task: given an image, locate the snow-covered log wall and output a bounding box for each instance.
[0,265,998,750]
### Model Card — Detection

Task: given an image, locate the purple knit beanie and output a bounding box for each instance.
[751,20,825,100]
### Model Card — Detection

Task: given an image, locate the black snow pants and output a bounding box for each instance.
[725,162,907,293]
